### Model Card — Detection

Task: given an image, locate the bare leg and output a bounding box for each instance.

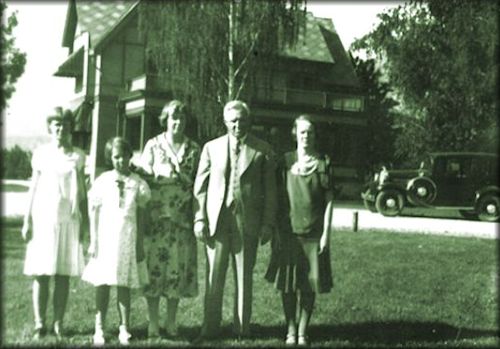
[32,276,50,332]
[117,287,131,328]
[166,297,179,336]
[146,296,160,336]
[93,286,110,344]
[95,286,110,331]
[282,291,297,338]
[53,275,69,335]
[297,292,315,338]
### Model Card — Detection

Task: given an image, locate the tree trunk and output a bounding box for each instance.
[228,0,235,100]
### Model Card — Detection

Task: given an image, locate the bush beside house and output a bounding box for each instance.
[1,145,32,179]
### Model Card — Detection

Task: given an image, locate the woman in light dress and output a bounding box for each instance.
[139,100,200,338]
[82,137,151,345]
[21,107,88,339]
[265,115,334,346]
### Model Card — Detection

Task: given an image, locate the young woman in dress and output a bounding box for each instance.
[82,137,151,345]
[265,115,334,346]
[139,100,200,338]
[21,107,88,339]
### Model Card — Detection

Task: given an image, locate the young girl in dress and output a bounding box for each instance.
[22,107,88,340]
[82,137,151,345]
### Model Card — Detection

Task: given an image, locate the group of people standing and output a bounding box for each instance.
[21,99,334,346]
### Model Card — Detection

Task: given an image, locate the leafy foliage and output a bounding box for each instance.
[1,145,32,179]
[352,55,399,172]
[0,1,27,112]
[352,0,498,163]
[138,0,306,142]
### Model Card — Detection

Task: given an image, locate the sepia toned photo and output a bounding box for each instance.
[1,0,498,347]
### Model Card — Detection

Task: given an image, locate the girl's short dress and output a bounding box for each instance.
[82,171,151,288]
[265,151,333,294]
[24,144,86,277]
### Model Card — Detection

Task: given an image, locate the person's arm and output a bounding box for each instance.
[87,177,102,258]
[87,203,100,258]
[260,147,278,245]
[136,205,146,262]
[21,170,40,242]
[193,144,210,242]
[319,190,334,254]
[136,178,151,262]
[77,167,89,243]
[139,140,155,176]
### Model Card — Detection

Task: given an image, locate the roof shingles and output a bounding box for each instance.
[75,0,136,47]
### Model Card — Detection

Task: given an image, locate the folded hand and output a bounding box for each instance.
[21,219,32,243]
[194,221,207,243]
[260,225,273,246]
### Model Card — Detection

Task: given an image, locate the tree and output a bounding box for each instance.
[1,145,32,179]
[1,1,27,112]
[351,55,399,172]
[352,0,498,164]
[138,0,306,142]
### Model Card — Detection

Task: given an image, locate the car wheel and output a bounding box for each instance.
[363,198,377,213]
[476,194,500,222]
[406,177,437,206]
[459,210,478,220]
[375,189,404,217]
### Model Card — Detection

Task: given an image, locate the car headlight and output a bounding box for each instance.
[379,169,388,184]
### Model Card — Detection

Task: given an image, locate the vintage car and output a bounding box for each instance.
[361,152,499,222]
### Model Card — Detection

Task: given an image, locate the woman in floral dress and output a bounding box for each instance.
[139,100,200,338]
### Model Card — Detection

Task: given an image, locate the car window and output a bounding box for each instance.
[470,158,488,177]
[444,159,461,178]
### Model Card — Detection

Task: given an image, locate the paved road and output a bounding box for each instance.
[332,204,498,239]
[2,180,498,239]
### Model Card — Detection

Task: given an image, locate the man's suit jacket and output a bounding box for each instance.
[193,133,277,237]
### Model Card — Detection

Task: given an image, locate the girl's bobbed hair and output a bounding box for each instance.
[104,137,133,166]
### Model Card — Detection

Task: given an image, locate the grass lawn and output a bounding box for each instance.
[1,217,498,347]
[2,184,29,193]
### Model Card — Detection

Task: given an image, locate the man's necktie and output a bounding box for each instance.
[226,140,241,207]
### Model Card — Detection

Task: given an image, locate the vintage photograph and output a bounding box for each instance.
[1,0,498,347]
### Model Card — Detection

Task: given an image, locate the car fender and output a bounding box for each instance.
[378,183,406,194]
[475,186,500,204]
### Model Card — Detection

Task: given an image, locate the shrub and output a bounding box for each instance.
[1,145,32,179]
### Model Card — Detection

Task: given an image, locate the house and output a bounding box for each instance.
[55,0,367,197]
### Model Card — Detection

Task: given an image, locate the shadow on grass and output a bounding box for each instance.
[309,321,499,345]
[248,321,499,344]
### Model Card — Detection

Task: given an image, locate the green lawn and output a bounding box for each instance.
[1,217,498,347]
[2,183,29,193]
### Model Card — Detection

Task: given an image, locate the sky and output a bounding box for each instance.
[3,1,401,141]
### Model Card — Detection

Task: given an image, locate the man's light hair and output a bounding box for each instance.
[223,100,250,119]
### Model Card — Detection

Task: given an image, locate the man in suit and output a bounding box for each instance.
[193,100,277,340]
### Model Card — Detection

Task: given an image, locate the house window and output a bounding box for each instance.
[330,96,364,112]
[343,97,363,112]
[124,116,141,151]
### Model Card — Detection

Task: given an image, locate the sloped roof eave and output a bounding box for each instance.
[92,0,140,53]
[54,46,84,77]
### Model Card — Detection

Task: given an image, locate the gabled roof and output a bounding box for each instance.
[284,13,336,63]
[62,0,137,51]
[58,2,359,87]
